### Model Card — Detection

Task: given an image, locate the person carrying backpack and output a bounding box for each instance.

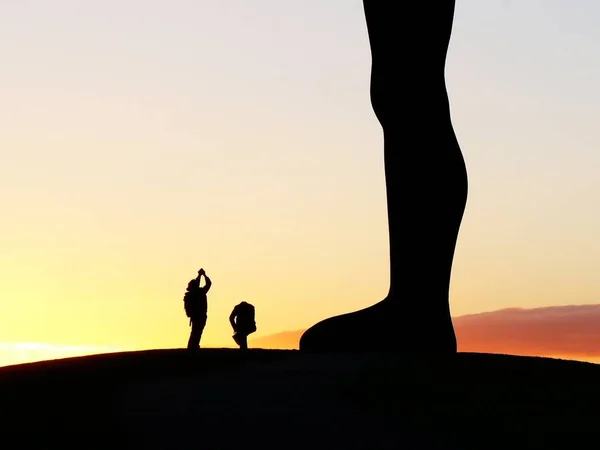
[184,268,212,351]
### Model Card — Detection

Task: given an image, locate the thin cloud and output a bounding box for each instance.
[454,304,600,359]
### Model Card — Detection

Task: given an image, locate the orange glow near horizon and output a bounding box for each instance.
[3,305,600,367]
[247,305,600,366]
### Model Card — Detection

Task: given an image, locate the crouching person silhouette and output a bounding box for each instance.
[183,268,212,351]
[229,301,257,350]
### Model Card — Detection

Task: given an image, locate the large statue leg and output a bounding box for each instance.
[300,0,468,353]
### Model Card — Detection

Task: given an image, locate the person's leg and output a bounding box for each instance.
[196,315,207,348]
[187,315,207,350]
[300,0,468,353]
[239,333,248,350]
[187,320,200,350]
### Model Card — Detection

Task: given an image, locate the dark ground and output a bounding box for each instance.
[0,349,598,449]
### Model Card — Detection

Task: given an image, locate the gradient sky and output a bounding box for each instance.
[2,1,600,365]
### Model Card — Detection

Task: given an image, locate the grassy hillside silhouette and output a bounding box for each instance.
[0,349,599,449]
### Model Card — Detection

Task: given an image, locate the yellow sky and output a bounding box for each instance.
[2,1,600,365]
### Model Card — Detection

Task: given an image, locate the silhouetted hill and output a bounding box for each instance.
[0,350,598,449]
[338,353,600,449]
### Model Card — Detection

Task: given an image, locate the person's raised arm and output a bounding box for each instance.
[202,274,212,293]
[195,268,204,285]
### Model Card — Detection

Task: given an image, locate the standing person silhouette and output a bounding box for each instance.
[300,1,468,353]
[184,268,212,351]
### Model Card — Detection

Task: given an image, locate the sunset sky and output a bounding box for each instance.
[2,0,600,367]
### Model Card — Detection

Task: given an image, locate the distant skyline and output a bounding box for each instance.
[2,1,600,366]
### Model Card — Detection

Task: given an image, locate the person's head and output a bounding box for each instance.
[187,279,198,291]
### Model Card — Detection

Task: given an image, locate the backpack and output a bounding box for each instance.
[183,290,194,318]
[183,289,207,319]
